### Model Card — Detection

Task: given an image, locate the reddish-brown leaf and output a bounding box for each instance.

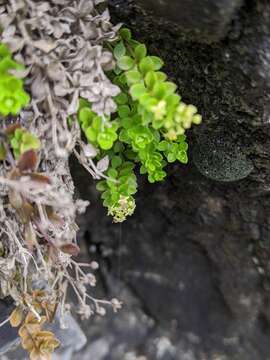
[17,150,38,172]
[5,123,21,135]
[28,173,51,184]
[60,243,80,256]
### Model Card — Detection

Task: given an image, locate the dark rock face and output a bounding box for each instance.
[134,0,243,43]
[73,165,270,359]
[0,299,18,355]
[71,0,270,359]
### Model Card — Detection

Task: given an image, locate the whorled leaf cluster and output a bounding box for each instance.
[78,28,202,222]
[0,43,29,116]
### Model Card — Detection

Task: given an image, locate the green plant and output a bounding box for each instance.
[78,100,138,222]
[0,43,30,116]
[9,126,41,159]
[78,100,119,151]
[96,159,137,223]
[78,28,202,222]
[113,28,202,140]
[0,125,41,161]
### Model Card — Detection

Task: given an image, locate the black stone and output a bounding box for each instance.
[193,131,254,181]
[0,299,18,355]
[134,0,243,43]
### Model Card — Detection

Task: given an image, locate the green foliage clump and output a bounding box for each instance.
[78,28,202,222]
[78,100,137,222]
[113,28,202,140]
[0,126,41,161]
[9,127,41,158]
[78,99,119,151]
[96,160,137,223]
[0,43,30,116]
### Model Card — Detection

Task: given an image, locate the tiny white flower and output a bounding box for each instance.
[151,100,167,120]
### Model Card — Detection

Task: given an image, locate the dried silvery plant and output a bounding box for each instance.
[0,1,123,359]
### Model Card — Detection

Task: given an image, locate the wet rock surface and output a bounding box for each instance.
[70,0,270,359]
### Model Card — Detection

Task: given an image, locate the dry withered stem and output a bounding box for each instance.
[0,1,123,358]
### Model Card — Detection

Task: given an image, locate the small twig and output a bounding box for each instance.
[0,316,11,328]
[33,219,56,249]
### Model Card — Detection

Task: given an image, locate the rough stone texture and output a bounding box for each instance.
[193,131,254,181]
[71,169,270,360]
[69,0,270,359]
[134,0,243,43]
